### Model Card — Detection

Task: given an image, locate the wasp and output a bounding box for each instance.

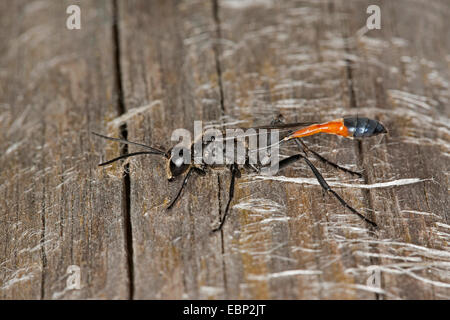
[93,116,387,232]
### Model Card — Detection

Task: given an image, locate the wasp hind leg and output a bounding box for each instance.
[273,154,377,227]
[294,139,363,177]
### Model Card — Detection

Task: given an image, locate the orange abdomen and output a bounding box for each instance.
[286,119,349,140]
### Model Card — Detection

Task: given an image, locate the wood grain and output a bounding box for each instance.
[0,0,129,299]
[337,0,450,299]
[217,0,378,299]
[0,0,448,299]
[116,0,225,299]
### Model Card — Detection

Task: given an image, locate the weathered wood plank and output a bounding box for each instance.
[216,0,379,299]
[116,0,225,299]
[337,0,450,299]
[1,0,448,300]
[215,0,449,299]
[0,0,129,299]
[114,0,449,299]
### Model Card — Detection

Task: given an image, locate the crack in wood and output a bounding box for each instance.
[39,122,47,299]
[341,6,382,300]
[40,182,47,299]
[217,174,228,298]
[212,0,229,298]
[113,0,134,300]
[212,0,225,115]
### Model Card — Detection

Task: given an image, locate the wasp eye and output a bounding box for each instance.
[169,156,189,178]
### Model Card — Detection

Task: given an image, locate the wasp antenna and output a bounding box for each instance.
[92,131,167,157]
[97,151,166,167]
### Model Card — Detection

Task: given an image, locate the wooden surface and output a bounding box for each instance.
[0,0,449,299]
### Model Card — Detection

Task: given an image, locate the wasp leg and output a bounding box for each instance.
[244,157,260,173]
[294,139,362,177]
[275,154,377,227]
[166,166,207,210]
[212,164,240,233]
[167,166,196,209]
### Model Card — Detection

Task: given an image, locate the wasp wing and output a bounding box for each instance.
[248,121,316,130]
[203,121,317,149]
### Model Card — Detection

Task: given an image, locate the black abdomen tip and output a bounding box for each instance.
[344,117,387,138]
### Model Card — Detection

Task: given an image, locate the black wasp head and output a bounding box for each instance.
[166,147,190,181]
